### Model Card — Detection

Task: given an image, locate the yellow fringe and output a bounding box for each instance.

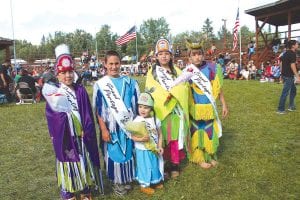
[190,125,217,162]
[190,149,205,164]
[213,119,219,135]
[190,131,204,164]
[191,131,199,151]
[191,104,215,120]
[203,133,214,154]
[212,78,221,99]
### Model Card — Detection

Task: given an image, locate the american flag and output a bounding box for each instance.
[232,8,239,51]
[115,26,136,46]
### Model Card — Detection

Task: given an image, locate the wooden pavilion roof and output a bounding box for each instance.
[0,37,13,50]
[245,0,300,26]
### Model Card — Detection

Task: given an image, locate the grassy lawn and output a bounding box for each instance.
[0,78,299,199]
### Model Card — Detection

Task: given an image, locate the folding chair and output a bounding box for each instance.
[17,82,35,104]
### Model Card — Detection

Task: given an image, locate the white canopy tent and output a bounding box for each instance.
[10,58,27,65]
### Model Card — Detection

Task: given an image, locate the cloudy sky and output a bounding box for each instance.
[1,0,293,45]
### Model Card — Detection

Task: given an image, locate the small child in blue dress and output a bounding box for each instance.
[130,92,164,195]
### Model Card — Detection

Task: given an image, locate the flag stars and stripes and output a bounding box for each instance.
[115,26,137,46]
[232,8,239,51]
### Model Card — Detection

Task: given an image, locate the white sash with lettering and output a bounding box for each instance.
[144,118,164,179]
[97,76,132,136]
[156,65,174,91]
[156,65,185,149]
[43,83,81,137]
[188,64,223,137]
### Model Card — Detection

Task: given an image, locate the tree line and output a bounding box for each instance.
[0,17,255,64]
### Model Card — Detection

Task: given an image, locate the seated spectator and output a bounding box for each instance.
[271,61,281,82]
[239,66,250,80]
[15,69,37,103]
[14,69,22,83]
[207,43,217,56]
[227,59,238,80]
[224,52,231,65]
[257,62,266,82]
[91,68,98,81]
[247,60,257,80]
[264,61,272,80]
[211,43,217,53]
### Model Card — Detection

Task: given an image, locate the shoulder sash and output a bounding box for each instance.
[96,76,133,135]
[156,65,174,91]
[188,64,222,137]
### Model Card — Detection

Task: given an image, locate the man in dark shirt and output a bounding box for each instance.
[0,61,13,102]
[277,40,300,114]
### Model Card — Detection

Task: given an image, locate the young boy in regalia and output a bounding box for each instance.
[185,40,229,169]
[93,50,140,196]
[42,44,103,200]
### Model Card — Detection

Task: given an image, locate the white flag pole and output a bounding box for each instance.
[10,0,17,70]
[238,0,242,69]
[135,25,138,64]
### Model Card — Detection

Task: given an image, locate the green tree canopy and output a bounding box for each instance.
[96,25,118,56]
[2,17,258,64]
[202,18,215,41]
[139,17,170,48]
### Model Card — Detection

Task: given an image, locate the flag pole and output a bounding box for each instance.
[135,25,138,64]
[10,0,17,71]
[239,25,242,69]
[95,28,98,62]
[238,0,241,69]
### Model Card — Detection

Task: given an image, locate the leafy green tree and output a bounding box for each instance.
[173,31,203,50]
[10,18,257,64]
[38,35,48,59]
[43,33,55,58]
[51,31,67,47]
[240,25,255,47]
[202,18,215,41]
[134,17,170,61]
[95,25,118,57]
[66,29,93,57]
[217,25,232,49]
[15,40,34,62]
[139,17,170,48]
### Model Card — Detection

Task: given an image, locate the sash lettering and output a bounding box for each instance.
[188,64,223,137]
[156,66,174,91]
[62,85,78,111]
[97,76,133,131]
[103,83,120,113]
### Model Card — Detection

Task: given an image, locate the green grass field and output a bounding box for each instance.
[0,79,299,200]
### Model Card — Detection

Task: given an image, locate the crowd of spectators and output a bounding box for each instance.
[1,39,298,104]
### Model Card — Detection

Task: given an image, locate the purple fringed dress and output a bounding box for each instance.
[43,83,103,195]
